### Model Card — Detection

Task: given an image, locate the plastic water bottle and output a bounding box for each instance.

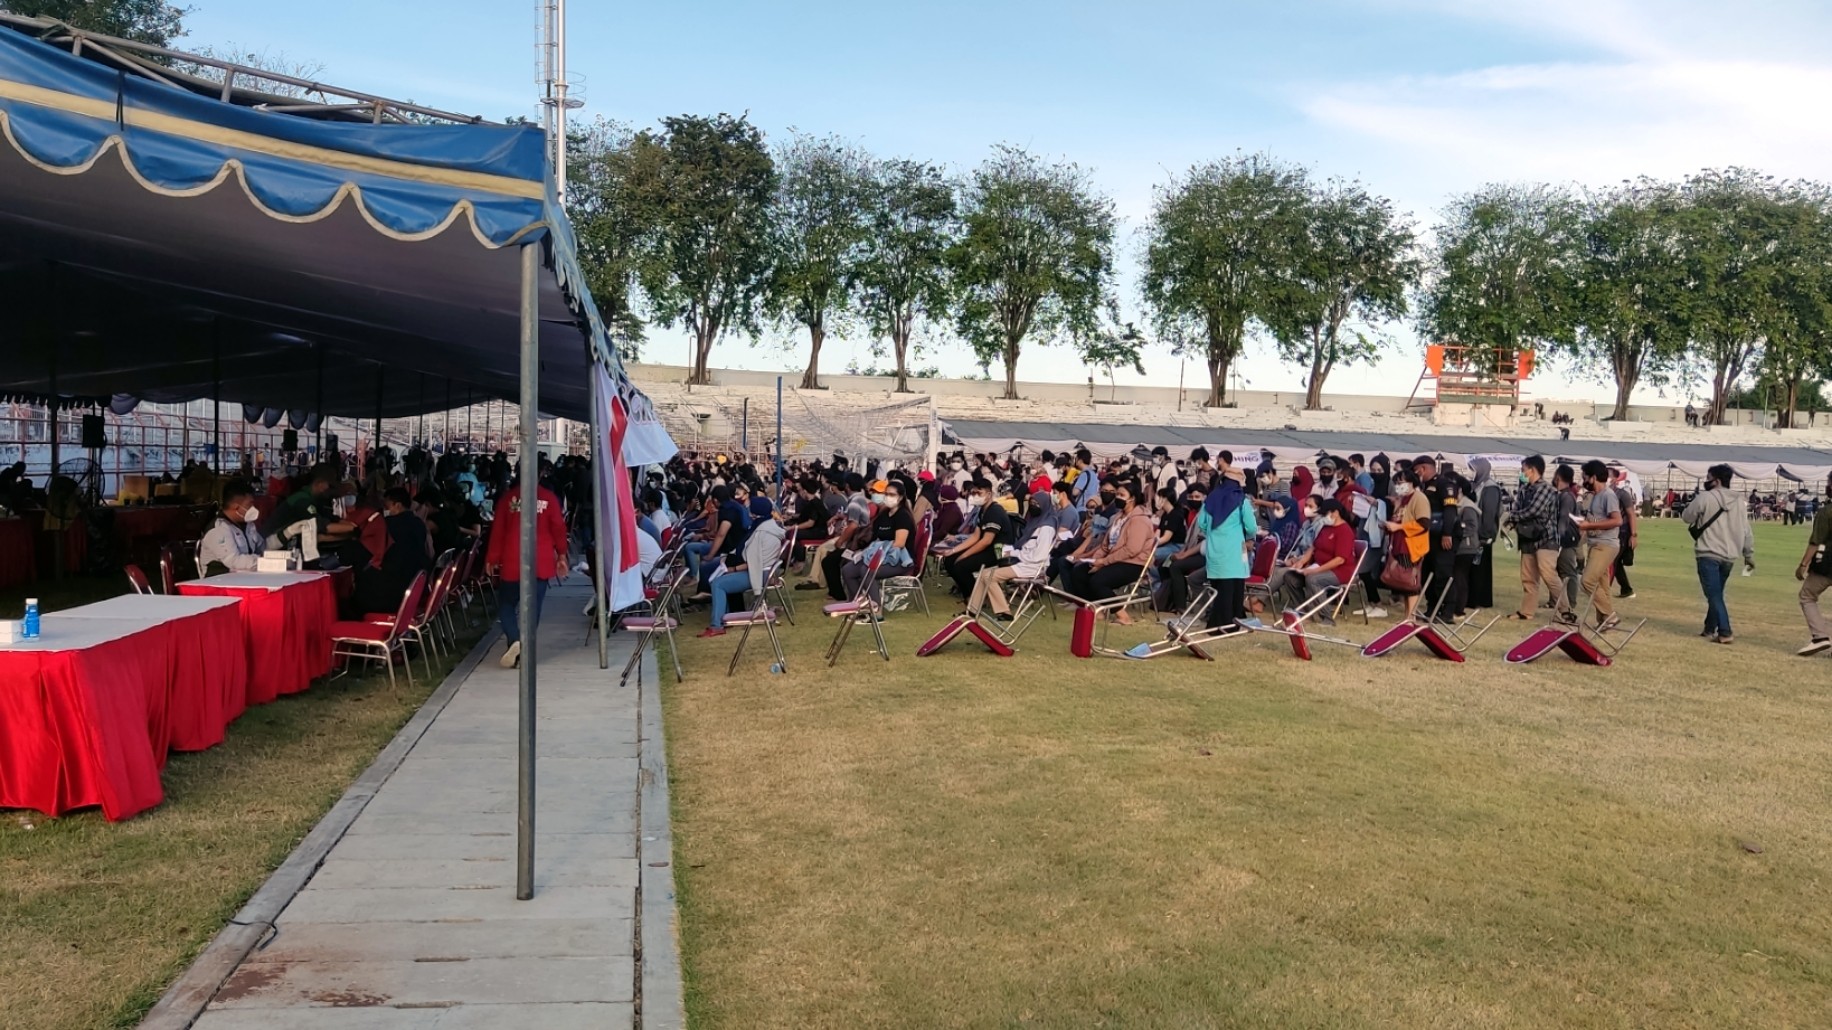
[22,598,39,641]
[769,662,784,675]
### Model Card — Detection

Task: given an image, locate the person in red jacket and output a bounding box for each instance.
[486,477,570,668]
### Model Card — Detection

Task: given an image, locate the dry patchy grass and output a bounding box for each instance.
[663,518,1832,1029]
[0,577,485,1030]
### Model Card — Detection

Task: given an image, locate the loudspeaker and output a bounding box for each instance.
[81,414,105,450]
[281,428,299,452]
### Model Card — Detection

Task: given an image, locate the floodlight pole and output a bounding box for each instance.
[515,241,541,901]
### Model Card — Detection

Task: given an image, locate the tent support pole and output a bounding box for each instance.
[212,323,221,478]
[374,369,384,472]
[314,344,325,458]
[586,360,609,670]
[48,357,60,582]
[516,242,540,901]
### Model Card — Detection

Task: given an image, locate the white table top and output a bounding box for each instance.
[52,594,242,620]
[1,615,170,653]
[184,571,330,591]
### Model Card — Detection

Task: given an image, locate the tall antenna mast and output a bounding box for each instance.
[537,0,584,204]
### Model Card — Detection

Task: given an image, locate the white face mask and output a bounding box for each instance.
[1303,508,1318,520]
[882,495,900,509]
[969,495,986,509]
[950,461,964,471]
[241,505,259,525]
[1395,483,1415,497]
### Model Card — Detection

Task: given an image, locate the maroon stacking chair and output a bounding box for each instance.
[330,571,427,690]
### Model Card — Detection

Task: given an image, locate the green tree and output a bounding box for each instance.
[855,158,957,393]
[950,145,1116,400]
[1756,184,1832,427]
[1078,315,1148,401]
[626,113,777,385]
[1264,177,1418,410]
[766,134,874,390]
[1418,184,1584,376]
[1141,154,1307,408]
[1674,169,1789,425]
[1564,181,1695,421]
[8,0,187,45]
[566,117,648,362]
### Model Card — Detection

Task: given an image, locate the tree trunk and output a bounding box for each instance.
[1205,351,1229,408]
[800,321,824,390]
[1305,339,1328,410]
[892,326,912,393]
[1782,379,1801,429]
[692,323,719,385]
[1002,344,1020,400]
[1611,379,1634,422]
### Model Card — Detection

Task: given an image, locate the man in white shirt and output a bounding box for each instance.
[199,482,267,574]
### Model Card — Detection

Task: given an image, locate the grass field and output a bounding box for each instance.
[662,517,1832,1029]
[0,576,485,1030]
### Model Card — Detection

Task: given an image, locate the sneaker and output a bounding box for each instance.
[991,611,1014,623]
[794,582,823,591]
[1362,606,1389,619]
[1617,591,1637,600]
[1239,617,1265,630]
[499,641,521,669]
[1798,638,1831,656]
[1716,635,1734,645]
[697,627,727,638]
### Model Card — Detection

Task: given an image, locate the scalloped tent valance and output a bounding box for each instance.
[0,21,663,443]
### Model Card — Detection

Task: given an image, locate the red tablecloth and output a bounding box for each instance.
[178,573,336,704]
[0,599,248,821]
[0,519,32,590]
[54,595,249,751]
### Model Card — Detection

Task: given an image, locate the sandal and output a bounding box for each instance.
[1504,612,1534,621]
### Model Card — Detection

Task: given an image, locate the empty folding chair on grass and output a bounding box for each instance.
[823,551,888,666]
[620,566,692,687]
[725,560,788,676]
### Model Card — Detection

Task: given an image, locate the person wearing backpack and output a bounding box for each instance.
[1610,470,1640,599]
[1551,464,1583,614]
[1681,464,1755,645]
[1793,471,1832,656]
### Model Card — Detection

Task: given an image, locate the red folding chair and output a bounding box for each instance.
[1242,537,1280,610]
[620,566,691,687]
[125,563,153,595]
[725,559,787,676]
[823,551,888,666]
[331,571,428,690]
[879,511,935,615]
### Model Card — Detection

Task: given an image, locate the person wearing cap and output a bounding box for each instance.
[1314,456,1343,500]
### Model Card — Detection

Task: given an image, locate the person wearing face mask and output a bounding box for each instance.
[200,481,267,575]
[1064,481,1154,621]
[947,454,971,491]
[800,473,872,593]
[839,480,917,606]
[1382,469,1432,621]
[940,479,1013,599]
[1268,496,1326,610]
[1273,499,1355,622]
[1250,462,1297,540]
[700,498,788,638]
[1315,457,1341,499]
[1681,463,1755,644]
[1156,486,1209,614]
[1505,455,1568,622]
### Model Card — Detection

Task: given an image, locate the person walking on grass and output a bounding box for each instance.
[1681,464,1755,645]
[1793,471,1832,656]
[1574,461,1624,631]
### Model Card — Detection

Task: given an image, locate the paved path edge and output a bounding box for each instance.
[639,654,688,1030]
[137,627,501,1030]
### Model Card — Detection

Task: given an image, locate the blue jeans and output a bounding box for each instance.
[1696,557,1733,637]
[1149,543,1180,582]
[499,577,549,645]
[684,541,712,585]
[708,570,751,629]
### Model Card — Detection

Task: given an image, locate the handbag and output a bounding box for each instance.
[1379,545,1422,594]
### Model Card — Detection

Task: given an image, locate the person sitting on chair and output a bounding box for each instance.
[1272,498,1354,621]
[199,480,266,575]
[1063,480,1155,622]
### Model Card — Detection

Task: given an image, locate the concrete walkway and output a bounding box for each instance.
[166,581,679,1029]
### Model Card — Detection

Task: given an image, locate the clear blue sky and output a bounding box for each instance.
[188,1,1832,404]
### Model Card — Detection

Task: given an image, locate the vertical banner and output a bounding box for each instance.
[592,365,645,613]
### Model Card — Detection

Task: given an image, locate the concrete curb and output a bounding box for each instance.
[639,654,688,1030]
[138,626,501,1030]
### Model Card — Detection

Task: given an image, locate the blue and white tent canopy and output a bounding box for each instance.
[0,16,669,456]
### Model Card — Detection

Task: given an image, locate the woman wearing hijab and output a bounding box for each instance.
[1466,457,1503,609]
[1368,454,1392,502]
[1197,466,1259,630]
